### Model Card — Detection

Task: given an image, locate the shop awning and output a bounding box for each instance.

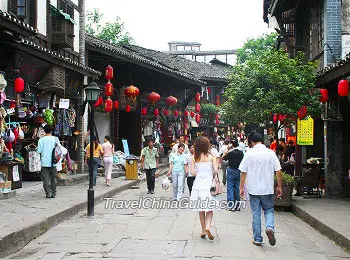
[50,4,76,25]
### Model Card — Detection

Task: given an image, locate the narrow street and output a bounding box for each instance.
[5,172,349,260]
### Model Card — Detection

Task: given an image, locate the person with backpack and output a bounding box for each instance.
[37,125,61,198]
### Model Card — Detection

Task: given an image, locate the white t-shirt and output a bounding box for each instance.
[239,144,281,195]
[187,154,195,177]
[219,145,228,156]
[210,147,220,158]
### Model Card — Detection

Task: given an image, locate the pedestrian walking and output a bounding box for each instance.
[189,136,219,240]
[186,144,195,195]
[37,125,60,198]
[172,135,190,192]
[167,143,187,201]
[219,140,229,185]
[222,140,244,211]
[85,136,103,186]
[141,139,159,194]
[239,132,282,246]
[102,136,114,187]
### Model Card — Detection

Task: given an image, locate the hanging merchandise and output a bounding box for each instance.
[0,72,7,92]
[0,92,6,105]
[27,146,41,172]
[68,107,76,127]
[44,109,55,126]
[55,109,72,136]
[17,126,24,140]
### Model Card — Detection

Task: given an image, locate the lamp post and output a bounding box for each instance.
[84,81,101,216]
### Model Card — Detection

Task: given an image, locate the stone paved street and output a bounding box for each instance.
[5,174,350,260]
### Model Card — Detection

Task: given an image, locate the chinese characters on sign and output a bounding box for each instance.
[297,117,314,145]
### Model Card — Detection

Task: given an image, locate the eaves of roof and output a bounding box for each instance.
[316,53,350,85]
[86,35,206,85]
[0,10,38,33]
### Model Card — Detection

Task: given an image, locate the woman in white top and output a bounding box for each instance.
[102,136,114,186]
[186,144,195,195]
[189,136,219,240]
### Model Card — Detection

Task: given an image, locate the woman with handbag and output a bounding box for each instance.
[85,136,103,186]
[189,136,220,240]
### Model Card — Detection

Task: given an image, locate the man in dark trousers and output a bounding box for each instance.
[141,138,159,194]
[222,140,244,211]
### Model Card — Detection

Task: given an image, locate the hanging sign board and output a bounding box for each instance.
[122,139,130,156]
[59,99,70,109]
[297,117,314,145]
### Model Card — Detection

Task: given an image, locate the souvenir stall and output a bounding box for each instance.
[0,72,78,192]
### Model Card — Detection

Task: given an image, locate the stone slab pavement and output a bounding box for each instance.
[292,196,350,251]
[0,164,168,258]
[4,173,350,259]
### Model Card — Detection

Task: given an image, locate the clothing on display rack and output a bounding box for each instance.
[55,109,72,136]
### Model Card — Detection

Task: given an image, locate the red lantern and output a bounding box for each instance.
[147,92,161,104]
[195,114,201,124]
[105,65,113,81]
[195,92,201,103]
[104,98,113,113]
[124,85,140,102]
[216,119,219,125]
[297,106,307,119]
[163,108,169,116]
[273,114,278,123]
[165,96,178,106]
[195,103,201,113]
[113,101,119,109]
[190,111,195,118]
[215,95,220,106]
[98,96,103,107]
[14,77,24,93]
[174,109,179,117]
[338,79,349,97]
[125,105,131,113]
[215,114,220,120]
[10,100,16,109]
[142,107,147,115]
[319,89,329,103]
[184,110,189,117]
[154,108,159,116]
[105,82,113,97]
[94,96,101,107]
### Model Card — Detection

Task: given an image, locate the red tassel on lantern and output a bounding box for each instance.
[105,65,113,81]
[105,82,113,97]
[195,103,201,113]
[184,110,189,117]
[338,79,349,97]
[14,77,24,93]
[319,89,329,103]
[154,108,159,116]
[195,114,201,124]
[190,111,195,118]
[142,107,147,115]
[125,105,131,113]
[113,101,119,109]
[104,98,113,113]
[195,92,201,103]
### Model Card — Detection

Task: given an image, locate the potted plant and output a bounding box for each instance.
[274,171,295,209]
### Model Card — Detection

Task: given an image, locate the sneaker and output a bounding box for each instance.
[266,228,276,246]
[252,241,262,246]
[147,191,151,194]
[46,194,51,198]
[150,191,154,194]
[51,194,56,198]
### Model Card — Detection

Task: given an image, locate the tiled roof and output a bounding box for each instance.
[0,10,38,33]
[19,38,101,76]
[86,35,228,84]
[317,52,350,77]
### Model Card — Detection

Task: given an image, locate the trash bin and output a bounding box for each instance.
[125,155,139,180]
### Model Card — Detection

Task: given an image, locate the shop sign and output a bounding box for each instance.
[297,117,314,145]
[122,139,130,156]
[59,99,70,109]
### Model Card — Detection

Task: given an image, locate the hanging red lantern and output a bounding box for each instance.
[184,122,189,129]
[184,110,189,117]
[338,79,349,97]
[195,114,201,124]
[297,106,307,119]
[165,96,178,106]
[190,111,195,118]
[163,108,169,116]
[319,89,329,103]
[113,101,119,109]
[125,105,131,113]
[14,77,24,93]
[105,65,114,81]
[142,107,147,115]
[105,82,114,97]
[215,119,219,125]
[195,103,201,113]
[154,108,159,116]
[273,114,278,124]
[174,109,179,117]
[124,85,140,102]
[215,114,220,120]
[147,92,161,104]
[195,92,201,103]
[10,100,16,109]
[215,95,220,106]
[104,98,113,113]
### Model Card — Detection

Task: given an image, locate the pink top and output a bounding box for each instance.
[102,142,114,157]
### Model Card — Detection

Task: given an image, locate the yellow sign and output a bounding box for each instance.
[297,117,314,145]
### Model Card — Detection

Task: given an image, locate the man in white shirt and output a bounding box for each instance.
[219,140,229,185]
[239,132,282,247]
[172,135,190,155]
[238,138,246,154]
[210,140,220,165]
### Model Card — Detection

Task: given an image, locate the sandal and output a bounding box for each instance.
[206,230,214,240]
[200,233,206,238]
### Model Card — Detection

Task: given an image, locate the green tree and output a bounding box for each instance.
[86,8,133,45]
[223,36,321,138]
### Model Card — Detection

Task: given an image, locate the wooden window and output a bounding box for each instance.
[59,0,74,19]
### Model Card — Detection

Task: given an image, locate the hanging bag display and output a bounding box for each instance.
[52,137,63,166]
[26,145,41,172]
